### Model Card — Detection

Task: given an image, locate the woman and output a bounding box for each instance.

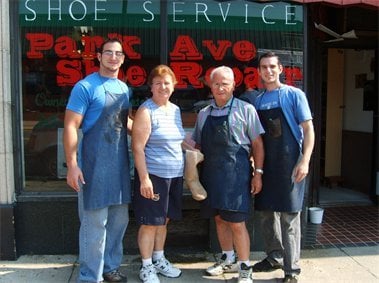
[132,65,185,283]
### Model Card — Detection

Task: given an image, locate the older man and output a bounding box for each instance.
[192,66,265,283]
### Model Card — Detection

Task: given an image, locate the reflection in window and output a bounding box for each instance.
[19,0,304,192]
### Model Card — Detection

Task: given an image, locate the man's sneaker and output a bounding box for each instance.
[205,253,238,276]
[153,257,182,278]
[253,258,283,272]
[283,274,299,283]
[238,263,253,283]
[139,264,160,283]
[103,269,127,282]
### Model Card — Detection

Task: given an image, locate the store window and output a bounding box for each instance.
[166,0,304,127]
[19,0,304,192]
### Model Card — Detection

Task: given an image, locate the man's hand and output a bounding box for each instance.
[66,165,85,192]
[251,174,262,195]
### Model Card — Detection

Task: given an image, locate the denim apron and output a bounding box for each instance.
[81,78,131,210]
[255,101,303,212]
[200,98,251,213]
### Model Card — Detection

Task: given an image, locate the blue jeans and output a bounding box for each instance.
[259,211,301,276]
[77,191,129,283]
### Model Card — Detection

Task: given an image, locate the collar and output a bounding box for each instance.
[210,96,234,110]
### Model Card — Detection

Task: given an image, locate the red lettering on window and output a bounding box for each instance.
[55,36,81,59]
[202,40,232,61]
[56,60,82,86]
[26,33,53,59]
[233,67,243,87]
[232,40,256,62]
[243,67,261,89]
[170,35,203,61]
[126,65,146,87]
[283,67,303,86]
[81,35,103,60]
[170,62,203,88]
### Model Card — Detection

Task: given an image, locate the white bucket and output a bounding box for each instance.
[309,207,324,224]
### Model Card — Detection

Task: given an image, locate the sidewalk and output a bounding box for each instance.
[0,246,378,283]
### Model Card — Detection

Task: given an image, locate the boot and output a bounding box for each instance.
[185,149,207,201]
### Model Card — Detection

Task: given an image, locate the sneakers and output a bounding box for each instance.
[205,253,238,276]
[252,258,283,272]
[238,263,253,283]
[283,274,299,283]
[153,256,182,278]
[139,264,160,283]
[103,269,127,282]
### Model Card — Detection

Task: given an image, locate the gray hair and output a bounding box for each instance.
[210,66,234,81]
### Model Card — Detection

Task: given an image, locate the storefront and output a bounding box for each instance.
[0,0,377,259]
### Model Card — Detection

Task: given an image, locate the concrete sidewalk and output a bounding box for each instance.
[0,246,378,283]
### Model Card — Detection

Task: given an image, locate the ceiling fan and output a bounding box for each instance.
[314,22,358,43]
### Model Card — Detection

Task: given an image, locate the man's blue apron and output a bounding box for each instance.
[200,98,251,213]
[80,80,131,210]
[255,103,304,212]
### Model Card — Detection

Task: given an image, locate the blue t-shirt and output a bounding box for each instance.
[66,72,131,133]
[254,84,313,149]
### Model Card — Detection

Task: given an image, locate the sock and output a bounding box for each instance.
[238,260,251,269]
[222,250,235,263]
[142,258,152,267]
[152,250,164,262]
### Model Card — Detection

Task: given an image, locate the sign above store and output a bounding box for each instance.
[20,0,302,32]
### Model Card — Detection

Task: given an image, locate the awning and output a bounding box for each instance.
[292,0,379,7]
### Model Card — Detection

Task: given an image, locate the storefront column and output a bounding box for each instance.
[0,0,17,260]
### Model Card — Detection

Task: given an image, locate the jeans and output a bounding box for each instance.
[260,211,301,275]
[77,191,129,283]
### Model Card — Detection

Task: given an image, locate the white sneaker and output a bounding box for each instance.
[205,253,238,276]
[139,264,160,283]
[238,263,253,283]
[153,256,182,278]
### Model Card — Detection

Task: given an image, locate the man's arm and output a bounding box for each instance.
[63,110,84,192]
[251,135,264,195]
[293,119,315,183]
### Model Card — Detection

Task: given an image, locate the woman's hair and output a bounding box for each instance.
[147,65,178,86]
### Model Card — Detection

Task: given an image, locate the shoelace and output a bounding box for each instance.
[158,258,171,271]
[142,265,155,278]
[239,267,252,279]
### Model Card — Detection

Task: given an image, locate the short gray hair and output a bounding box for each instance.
[210,66,234,81]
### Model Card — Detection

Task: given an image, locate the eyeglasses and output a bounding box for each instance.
[212,82,233,89]
[102,50,124,57]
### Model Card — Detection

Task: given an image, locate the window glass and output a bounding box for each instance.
[20,0,160,191]
[167,0,304,126]
[19,0,304,192]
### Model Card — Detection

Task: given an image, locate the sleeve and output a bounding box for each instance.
[66,81,90,115]
[293,89,313,124]
[191,107,209,145]
[246,104,265,141]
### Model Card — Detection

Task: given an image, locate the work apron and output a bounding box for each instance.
[80,81,131,210]
[200,99,251,213]
[255,106,304,212]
